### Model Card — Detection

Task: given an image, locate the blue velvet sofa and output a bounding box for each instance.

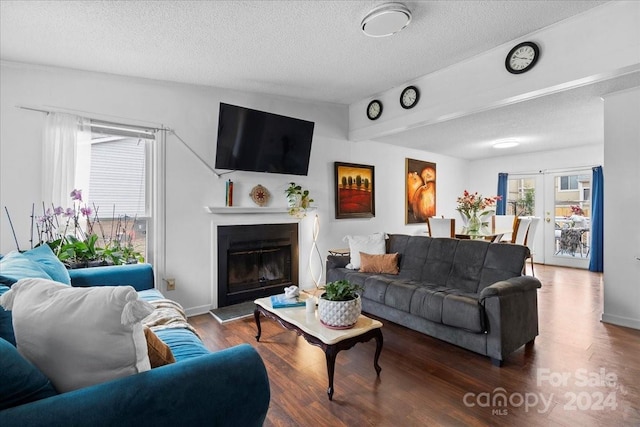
[0,246,270,426]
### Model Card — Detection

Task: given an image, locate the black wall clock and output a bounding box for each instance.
[367,100,383,120]
[505,41,539,74]
[400,86,420,109]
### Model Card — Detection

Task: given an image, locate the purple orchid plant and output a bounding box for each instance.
[6,189,144,268]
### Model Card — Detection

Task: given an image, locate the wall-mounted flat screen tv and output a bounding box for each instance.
[214,103,315,176]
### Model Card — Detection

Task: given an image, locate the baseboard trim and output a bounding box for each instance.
[601,313,640,330]
[185,304,213,318]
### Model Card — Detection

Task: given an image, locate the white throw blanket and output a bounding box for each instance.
[142,298,200,338]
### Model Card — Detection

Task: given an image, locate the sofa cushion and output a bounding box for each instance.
[154,328,210,362]
[384,280,417,312]
[362,275,393,303]
[446,240,489,293]
[441,293,485,333]
[420,238,458,283]
[0,285,15,345]
[0,278,154,393]
[343,233,386,269]
[477,243,529,293]
[359,252,399,274]
[342,270,374,288]
[137,287,166,302]
[409,285,484,332]
[0,337,58,410]
[395,235,431,280]
[137,287,209,362]
[21,244,71,285]
[409,285,447,323]
[0,251,52,286]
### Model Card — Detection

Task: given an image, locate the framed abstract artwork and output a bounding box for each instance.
[406,158,436,224]
[334,162,375,219]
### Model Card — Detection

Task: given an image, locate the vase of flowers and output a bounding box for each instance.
[456,190,501,232]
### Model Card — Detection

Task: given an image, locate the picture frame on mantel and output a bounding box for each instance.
[406,158,436,224]
[334,162,375,219]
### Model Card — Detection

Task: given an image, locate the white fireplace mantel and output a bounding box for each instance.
[205,206,316,214]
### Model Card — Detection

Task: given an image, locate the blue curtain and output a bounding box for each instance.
[496,173,508,215]
[589,166,604,272]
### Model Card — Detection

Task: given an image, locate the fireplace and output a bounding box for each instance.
[217,223,298,307]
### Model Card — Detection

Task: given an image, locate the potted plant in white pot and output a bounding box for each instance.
[318,280,363,329]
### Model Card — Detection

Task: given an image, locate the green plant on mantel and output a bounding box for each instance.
[285,182,313,217]
[322,280,362,301]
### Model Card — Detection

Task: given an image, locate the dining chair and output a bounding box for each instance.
[427,217,455,238]
[511,217,532,245]
[523,217,541,276]
[509,217,532,275]
[491,214,516,242]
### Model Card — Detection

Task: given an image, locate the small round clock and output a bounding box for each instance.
[400,86,420,109]
[367,100,383,120]
[505,41,539,74]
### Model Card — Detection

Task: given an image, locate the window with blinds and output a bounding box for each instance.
[79,120,155,259]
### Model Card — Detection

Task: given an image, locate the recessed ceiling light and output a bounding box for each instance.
[361,3,412,37]
[493,140,520,149]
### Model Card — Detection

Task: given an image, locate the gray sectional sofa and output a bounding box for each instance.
[326,234,542,366]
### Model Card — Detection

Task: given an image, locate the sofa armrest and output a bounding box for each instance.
[0,344,270,427]
[479,276,542,300]
[327,255,350,270]
[69,263,154,291]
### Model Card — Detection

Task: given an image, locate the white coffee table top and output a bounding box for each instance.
[254,296,383,345]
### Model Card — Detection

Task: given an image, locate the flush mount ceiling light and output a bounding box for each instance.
[361,3,412,37]
[493,139,520,149]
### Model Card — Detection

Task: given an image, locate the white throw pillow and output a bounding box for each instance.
[0,278,154,393]
[343,233,387,269]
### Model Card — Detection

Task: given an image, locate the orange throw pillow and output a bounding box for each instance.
[144,327,176,367]
[359,252,399,275]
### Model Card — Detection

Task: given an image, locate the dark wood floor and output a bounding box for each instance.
[189,265,640,426]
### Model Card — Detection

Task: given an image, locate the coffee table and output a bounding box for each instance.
[254,296,383,401]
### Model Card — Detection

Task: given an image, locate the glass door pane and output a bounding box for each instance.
[507,177,536,216]
[545,171,591,268]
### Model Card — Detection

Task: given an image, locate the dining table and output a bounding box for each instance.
[455,225,513,242]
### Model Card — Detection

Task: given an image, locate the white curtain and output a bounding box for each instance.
[42,113,91,207]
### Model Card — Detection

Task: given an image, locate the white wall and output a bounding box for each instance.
[0,61,468,314]
[602,87,640,329]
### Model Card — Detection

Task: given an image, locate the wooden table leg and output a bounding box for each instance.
[254,307,262,341]
[373,328,383,376]
[325,346,338,401]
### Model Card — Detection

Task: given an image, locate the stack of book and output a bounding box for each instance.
[270,293,305,309]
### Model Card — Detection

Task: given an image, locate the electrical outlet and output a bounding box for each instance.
[166,278,176,291]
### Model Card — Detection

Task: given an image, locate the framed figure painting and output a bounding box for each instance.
[334,162,375,219]
[406,158,436,224]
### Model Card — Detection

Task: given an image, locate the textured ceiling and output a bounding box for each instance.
[0,0,608,104]
[2,0,630,161]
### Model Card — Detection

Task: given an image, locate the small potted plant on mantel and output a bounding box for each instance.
[285,182,313,217]
[318,280,363,329]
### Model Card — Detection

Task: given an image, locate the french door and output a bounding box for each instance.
[543,170,592,269]
[507,168,592,269]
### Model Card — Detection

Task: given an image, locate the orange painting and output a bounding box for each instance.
[406,158,436,224]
